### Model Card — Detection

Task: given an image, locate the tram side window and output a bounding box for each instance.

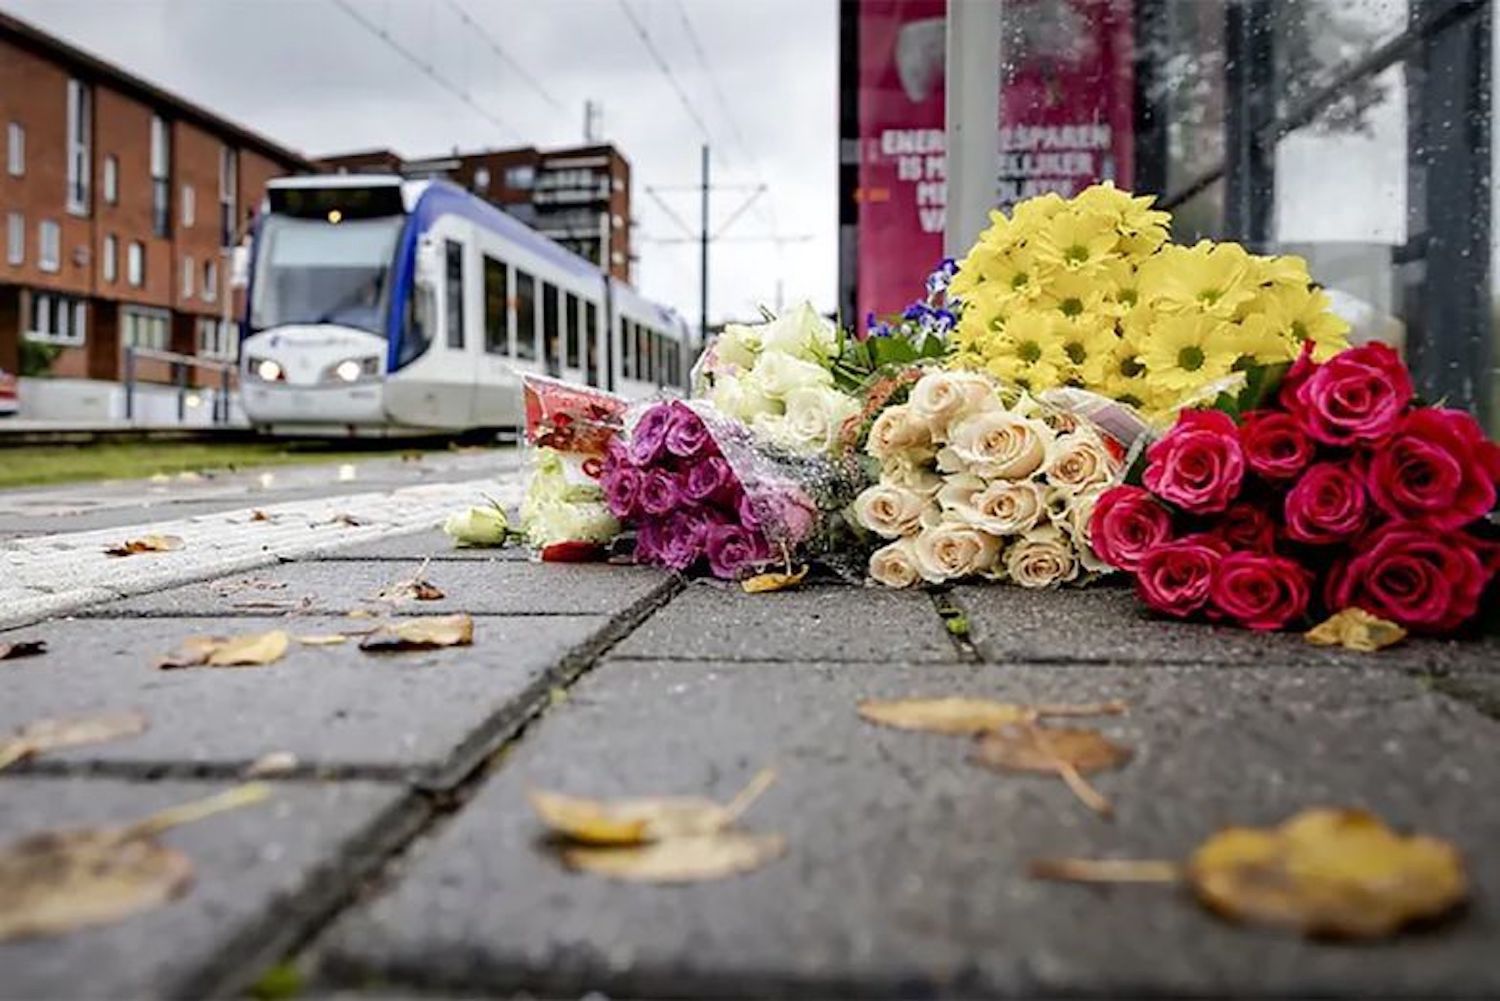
[483,255,509,355]
[402,286,434,367]
[637,324,649,383]
[621,320,633,379]
[565,292,580,369]
[444,240,464,350]
[514,270,536,360]
[541,281,560,376]
[584,301,599,387]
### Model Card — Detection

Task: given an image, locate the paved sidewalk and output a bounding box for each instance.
[1,520,1498,998]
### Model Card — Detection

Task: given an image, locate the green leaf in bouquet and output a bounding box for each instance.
[1236,361,1290,414]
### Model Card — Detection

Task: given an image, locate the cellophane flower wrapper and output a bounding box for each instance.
[603,398,868,580]
[518,374,629,557]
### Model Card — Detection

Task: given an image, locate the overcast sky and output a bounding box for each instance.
[1,0,838,326]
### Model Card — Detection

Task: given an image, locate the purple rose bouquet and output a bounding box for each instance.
[602,400,864,580]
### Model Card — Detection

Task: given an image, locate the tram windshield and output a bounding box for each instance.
[249,213,404,336]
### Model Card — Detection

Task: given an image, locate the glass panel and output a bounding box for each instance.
[483,255,509,354]
[249,214,402,334]
[444,239,464,349]
[565,292,580,368]
[584,300,599,386]
[515,270,537,360]
[541,282,560,375]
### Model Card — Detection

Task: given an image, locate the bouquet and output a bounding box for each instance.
[945,182,1351,422]
[516,375,627,559]
[601,399,865,580]
[1092,343,1500,634]
[854,368,1125,589]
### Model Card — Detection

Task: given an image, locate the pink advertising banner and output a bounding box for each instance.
[855,0,1135,324]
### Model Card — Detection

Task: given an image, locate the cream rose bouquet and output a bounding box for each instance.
[853,368,1124,589]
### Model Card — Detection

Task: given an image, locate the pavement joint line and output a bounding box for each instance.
[62,609,619,622]
[931,589,981,663]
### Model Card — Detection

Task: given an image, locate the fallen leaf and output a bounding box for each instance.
[103,535,183,557]
[858,697,1127,735]
[244,751,299,777]
[1189,808,1466,939]
[0,710,149,772]
[1029,857,1183,883]
[294,634,347,646]
[330,513,364,527]
[375,557,445,602]
[741,566,808,594]
[528,769,776,846]
[249,509,272,522]
[230,599,301,611]
[0,640,46,661]
[944,614,971,637]
[1306,608,1407,652]
[562,832,785,883]
[358,614,474,652]
[972,723,1131,816]
[0,784,269,941]
[157,631,289,669]
[346,608,377,619]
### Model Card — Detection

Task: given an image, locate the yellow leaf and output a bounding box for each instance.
[1305,608,1407,653]
[103,534,183,557]
[358,614,474,652]
[858,696,1126,735]
[528,768,777,846]
[157,631,290,670]
[244,751,299,777]
[1189,808,1467,939]
[562,832,785,883]
[0,710,149,773]
[294,634,348,646]
[972,723,1131,816]
[740,566,808,594]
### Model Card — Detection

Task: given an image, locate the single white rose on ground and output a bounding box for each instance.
[852,482,933,539]
[759,301,838,362]
[748,349,834,400]
[880,454,944,497]
[711,372,778,423]
[1043,429,1117,493]
[443,504,510,546]
[780,385,861,454]
[867,404,936,463]
[714,322,765,370]
[908,370,999,436]
[960,478,1047,536]
[1003,523,1080,588]
[868,537,922,588]
[912,521,1001,583]
[939,410,1054,480]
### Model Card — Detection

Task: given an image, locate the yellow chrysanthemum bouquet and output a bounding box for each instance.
[946,183,1350,422]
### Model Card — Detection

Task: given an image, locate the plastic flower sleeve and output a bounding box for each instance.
[518,373,630,556]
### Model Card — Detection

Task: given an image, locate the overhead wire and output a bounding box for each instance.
[615,0,715,144]
[443,0,567,114]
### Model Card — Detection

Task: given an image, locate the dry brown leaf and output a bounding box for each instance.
[0,783,269,941]
[1029,857,1183,883]
[0,710,149,772]
[376,558,445,603]
[0,640,46,662]
[859,696,1127,735]
[294,634,348,646]
[1189,808,1467,939]
[528,769,776,846]
[330,513,365,527]
[561,832,786,883]
[1305,608,1407,653]
[740,566,808,594]
[358,614,473,652]
[103,534,183,557]
[973,723,1131,816]
[157,631,289,669]
[249,509,272,522]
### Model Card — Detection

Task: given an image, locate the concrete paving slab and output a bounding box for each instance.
[954,583,1500,673]
[613,583,961,662]
[309,527,528,562]
[81,559,672,618]
[0,777,411,1000]
[0,614,606,784]
[317,658,1500,999]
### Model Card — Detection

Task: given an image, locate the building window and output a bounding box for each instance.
[150,117,170,237]
[65,79,91,215]
[37,221,60,273]
[121,306,170,351]
[473,167,490,193]
[203,260,217,302]
[127,241,145,287]
[514,270,536,360]
[5,213,22,266]
[181,184,195,228]
[103,155,118,204]
[483,254,509,355]
[182,255,194,299]
[197,317,235,360]
[219,146,237,246]
[444,240,465,349]
[505,165,534,189]
[102,234,117,283]
[5,123,22,176]
[565,292,580,369]
[25,292,87,347]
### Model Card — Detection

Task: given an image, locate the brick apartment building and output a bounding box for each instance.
[0,10,309,420]
[322,144,633,283]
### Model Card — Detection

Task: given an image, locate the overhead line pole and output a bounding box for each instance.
[698,144,709,393]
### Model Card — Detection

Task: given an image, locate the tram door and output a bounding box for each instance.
[439,237,478,426]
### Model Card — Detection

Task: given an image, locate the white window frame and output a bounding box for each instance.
[103,154,118,204]
[127,240,145,287]
[65,79,91,215]
[6,122,23,177]
[102,234,117,283]
[202,258,218,302]
[5,212,22,266]
[182,254,194,299]
[181,184,195,228]
[24,292,87,347]
[122,306,170,351]
[196,317,236,360]
[37,220,60,273]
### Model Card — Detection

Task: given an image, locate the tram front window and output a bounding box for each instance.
[249,214,403,336]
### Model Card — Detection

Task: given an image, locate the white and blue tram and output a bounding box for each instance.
[238,175,689,435]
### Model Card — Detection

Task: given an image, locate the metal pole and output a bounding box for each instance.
[698,143,709,392]
[123,345,134,422]
[943,0,1001,257]
[1224,0,1276,248]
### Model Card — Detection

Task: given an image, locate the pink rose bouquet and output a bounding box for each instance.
[1093,343,1500,634]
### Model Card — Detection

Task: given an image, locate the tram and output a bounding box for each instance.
[237,175,688,435]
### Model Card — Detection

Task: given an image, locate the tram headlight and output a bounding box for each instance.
[335,359,363,383]
[253,358,284,382]
[323,355,380,384]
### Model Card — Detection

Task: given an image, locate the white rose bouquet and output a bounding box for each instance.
[853,368,1124,588]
